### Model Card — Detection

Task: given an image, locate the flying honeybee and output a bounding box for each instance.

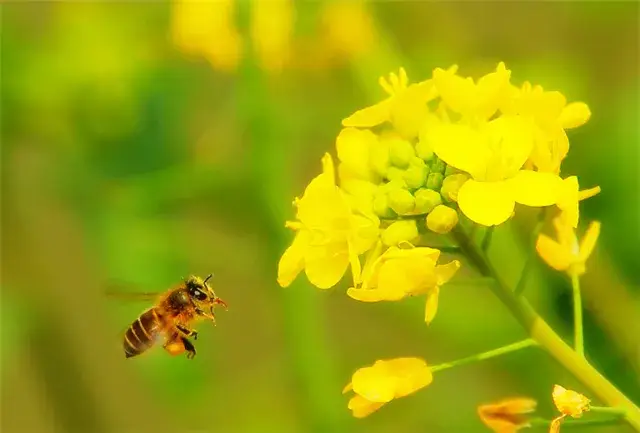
[108,274,227,359]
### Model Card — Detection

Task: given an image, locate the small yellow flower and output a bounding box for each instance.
[536,217,601,277]
[343,357,433,418]
[278,153,380,289]
[426,114,564,226]
[549,385,591,432]
[343,66,456,139]
[433,62,512,121]
[501,82,591,174]
[347,245,460,324]
[556,176,601,228]
[477,397,537,432]
[170,0,242,72]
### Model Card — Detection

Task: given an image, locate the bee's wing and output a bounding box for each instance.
[105,282,162,303]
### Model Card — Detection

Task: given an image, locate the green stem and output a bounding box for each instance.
[530,416,625,428]
[481,226,494,252]
[430,339,537,373]
[451,226,640,431]
[515,210,546,296]
[571,273,585,357]
[590,406,629,416]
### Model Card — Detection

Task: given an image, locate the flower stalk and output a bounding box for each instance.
[430,339,537,373]
[451,225,640,431]
[571,273,585,357]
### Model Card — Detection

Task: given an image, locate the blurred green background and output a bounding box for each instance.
[1,1,638,432]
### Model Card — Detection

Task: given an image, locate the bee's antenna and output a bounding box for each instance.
[204,274,213,284]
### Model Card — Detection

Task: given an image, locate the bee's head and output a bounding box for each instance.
[185,274,227,311]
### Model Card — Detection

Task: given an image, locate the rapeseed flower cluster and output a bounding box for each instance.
[278,62,606,420]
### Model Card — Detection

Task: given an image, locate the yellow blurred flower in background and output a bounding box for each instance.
[171,0,243,72]
[536,216,601,277]
[347,245,460,324]
[343,357,433,418]
[250,0,294,74]
[477,397,537,432]
[278,153,379,289]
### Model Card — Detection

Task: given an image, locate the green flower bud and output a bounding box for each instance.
[403,162,429,189]
[373,193,397,219]
[426,205,459,234]
[388,138,415,169]
[440,173,470,203]
[386,166,405,182]
[388,188,415,215]
[430,157,446,174]
[415,137,435,162]
[426,172,444,190]
[382,220,419,246]
[414,188,442,214]
[369,140,390,177]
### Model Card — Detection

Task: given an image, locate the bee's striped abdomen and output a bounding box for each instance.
[123,308,163,358]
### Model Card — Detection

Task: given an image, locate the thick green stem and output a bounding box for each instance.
[571,273,585,357]
[452,227,640,431]
[430,339,537,373]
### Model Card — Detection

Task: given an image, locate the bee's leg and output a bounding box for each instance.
[176,324,198,340]
[181,337,196,360]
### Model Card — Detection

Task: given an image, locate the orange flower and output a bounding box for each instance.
[478,397,537,432]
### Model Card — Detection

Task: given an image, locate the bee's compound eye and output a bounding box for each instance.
[191,288,207,301]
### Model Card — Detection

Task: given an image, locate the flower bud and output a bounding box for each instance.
[369,140,390,177]
[440,173,470,203]
[386,166,405,182]
[415,137,434,162]
[388,188,415,215]
[430,157,446,174]
[426,205,459,234]
[414,188,442,214]
[426,172,444,190]
[382,220,419,246]
[403,159,429,189]
[373,193,397,219]
[388,138,415,169]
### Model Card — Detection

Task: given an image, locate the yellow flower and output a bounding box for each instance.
[477,397,537,432]
[501,82,591,174]
[343,67,456,139]
[278,153,380,289]
[536,217,600,277]
[250,0,294,74]
[347,245,460,324]
[556,176,601,228]
[426,114,564,226]
[433,62,512,121]
[170,0,242,72]
[320,0,377,61]
[343,357,433,418]
[549,385,591,433]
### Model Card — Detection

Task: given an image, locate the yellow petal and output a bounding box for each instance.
[277,230,310,287]
[304,243,349,289]
[478,397,537,433]
[432,67,476,116]
[507,170,563,207]
[552,385,590,417]
[351,366,396,403]
[484,115,535,180]
[457,180,515,226]
[536,234,572,271]
[376,259,422,300]
[342,99,392,128]
[435,260,461,286]
[347,395,385,418]
[347,286,399,302]
[428,121,486,179]
[387,357,433,398]
[424,287,439,324]
[336,128,377,180]
[577,221,600,264]
[559,102,591,129]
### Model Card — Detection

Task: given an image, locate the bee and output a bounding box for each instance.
[108,274,227,359]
